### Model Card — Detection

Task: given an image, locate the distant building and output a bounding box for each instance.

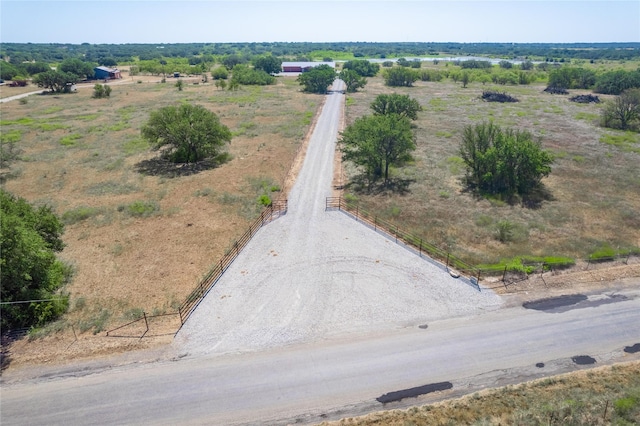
[94,66,122,80]
[281,61,335,73]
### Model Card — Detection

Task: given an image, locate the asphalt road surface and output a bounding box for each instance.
[2,292,639,425]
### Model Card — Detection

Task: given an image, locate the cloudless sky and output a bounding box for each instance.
[1,0,639,44]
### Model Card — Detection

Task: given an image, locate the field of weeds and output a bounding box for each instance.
[1,75,319,362]
[343,69,640,266]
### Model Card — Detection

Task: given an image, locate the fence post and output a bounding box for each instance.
[143,312,149,334]
[356,206,359,221]
[625,252,631,265]
[446,253,450,268]
[419,239,423,257]
[476,269,481,291]
[395,225,398,243]
[374,216,377,231]
[502,266,507,282]
[586,256,591,270]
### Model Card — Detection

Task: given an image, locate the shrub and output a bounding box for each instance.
[61,206,102,224]
[119,200,159,217]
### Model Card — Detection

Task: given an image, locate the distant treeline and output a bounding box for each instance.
[2,42,640,65]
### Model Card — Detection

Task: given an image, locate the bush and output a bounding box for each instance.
[92,83,111,99]
[231,64,275,86]
[119,200,159,217]
[383,67,419,87]
[459,121,553,200]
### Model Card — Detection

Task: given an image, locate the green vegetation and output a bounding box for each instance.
[230,64,275,86]
[0,189,71,329]
[32,70,79,93]
[370,93,422,120]
[61,206,103,225]
[459,121,554,202]
[141,103,232,164]
[92,83,112,99]
[297,64,336,94]
[340,113,415,183]
[339,69,367,93]
[342,60,380,77]
[119,200,160,217]
[382,67,419,87]
[601,88,640,131]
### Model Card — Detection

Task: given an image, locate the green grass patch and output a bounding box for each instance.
[59,133,82,146]
[429,97,446,111]
[346,97,355,107]
[436,130,454,138]
[61,206,103,225]
[589,244,640,262]
[575,111,599,121]
[35,122,70,131]
[1,129,22,144]
[118,200,160,217]
[478,255,575,274]
[1,117,35,126]
[43,106,64,114]
[76,113,100,121]
[122,137,150,155]
[600,131,640,153]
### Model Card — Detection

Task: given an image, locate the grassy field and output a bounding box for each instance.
[1,74,319,362]
[319,361,640,426]
[342,68,640,267]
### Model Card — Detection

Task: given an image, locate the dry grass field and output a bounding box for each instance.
[1,74,319,365]
[343,72,640,266]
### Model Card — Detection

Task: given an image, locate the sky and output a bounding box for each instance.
[1,0,639,44]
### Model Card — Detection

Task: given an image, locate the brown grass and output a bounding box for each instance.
[1,75,319,366]
[343,75,640,266]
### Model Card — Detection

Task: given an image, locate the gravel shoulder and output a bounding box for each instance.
[174,82,503,357]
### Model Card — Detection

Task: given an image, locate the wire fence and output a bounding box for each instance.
[326,196,483,289]
[325,196,639,289]
[177,199,288,325]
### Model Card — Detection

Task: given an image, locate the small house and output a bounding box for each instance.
[94,66,122,80]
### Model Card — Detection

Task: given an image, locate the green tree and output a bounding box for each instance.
[33,70,78,93]
[297,64,336,94]
[92,83,111,98]
[141,104,232,164]
[342,59,380,77]
[370,94,422,120]
[230,64,275,85]
[175,79,184,91]
[339,114,415,183]
[253,55,282,75]
[0,189,70,330]
[601,88,640,131]
[0,61,21,80]
[24,62,52,76]
[339,69,366,93]
[459,121,553,200]
[212,67,229,80]
[382,67,419,87]
[461,71,470,88]
[59,57,95,79]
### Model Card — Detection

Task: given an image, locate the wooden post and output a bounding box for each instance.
[143,312,149,334]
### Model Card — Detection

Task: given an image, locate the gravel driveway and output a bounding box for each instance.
[174,80,502,356]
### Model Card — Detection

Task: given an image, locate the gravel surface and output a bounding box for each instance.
[174,81,502,356]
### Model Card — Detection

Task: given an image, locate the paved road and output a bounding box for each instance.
[2,291,639,425]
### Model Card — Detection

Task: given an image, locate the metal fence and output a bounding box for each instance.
[326,196,482,288]
[177,199,288,325]
[326,196,639,289]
